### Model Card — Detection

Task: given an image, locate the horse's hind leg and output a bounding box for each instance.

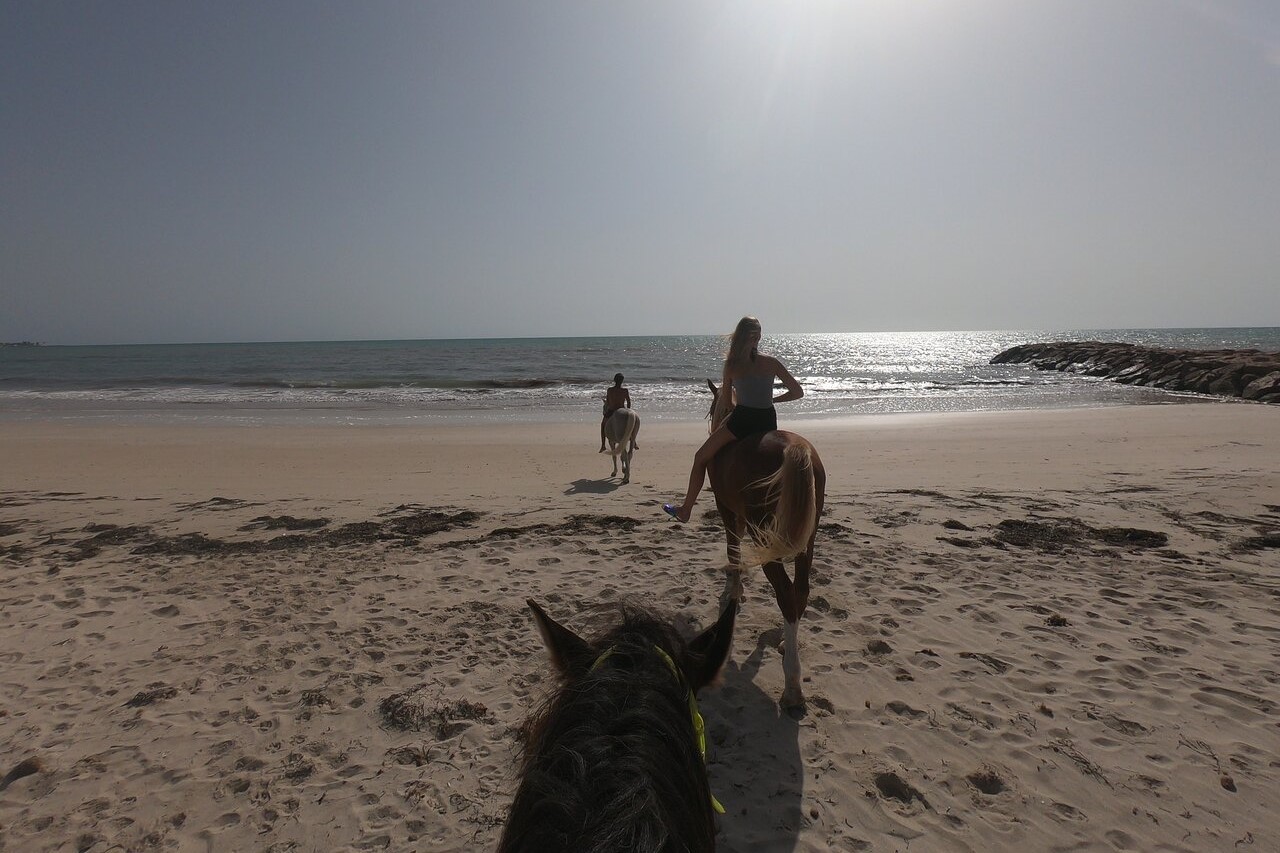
[794,546,812,622]
[606,430,620,477]
[763,560,804,710]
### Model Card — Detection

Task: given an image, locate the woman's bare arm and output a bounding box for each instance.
[769,357,803,403]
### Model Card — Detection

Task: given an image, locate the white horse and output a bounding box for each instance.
[603,408,640,483]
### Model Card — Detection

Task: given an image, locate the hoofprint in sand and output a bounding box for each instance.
[0,404,1277,852]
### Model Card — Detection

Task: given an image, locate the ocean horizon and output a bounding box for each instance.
[2,327,1277,426]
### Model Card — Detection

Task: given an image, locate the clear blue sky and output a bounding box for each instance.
[3,1,1278,344]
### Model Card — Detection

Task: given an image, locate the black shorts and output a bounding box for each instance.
[726,405,777,439]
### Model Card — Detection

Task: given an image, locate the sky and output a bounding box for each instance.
[3,1,1278,345]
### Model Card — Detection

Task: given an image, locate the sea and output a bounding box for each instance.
[2,328,1277,426]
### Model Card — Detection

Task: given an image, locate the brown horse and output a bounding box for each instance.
[499,598,736,853]
[705,379,825,709]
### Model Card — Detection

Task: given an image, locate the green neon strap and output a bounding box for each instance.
[588,647,616,673]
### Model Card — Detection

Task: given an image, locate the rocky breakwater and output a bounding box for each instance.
[991,341,1280,404]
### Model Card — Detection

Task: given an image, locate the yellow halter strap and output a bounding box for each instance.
[589,645,726,815]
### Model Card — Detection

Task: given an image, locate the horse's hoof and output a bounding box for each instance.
[724,577,745,603]
[781,688,806,714]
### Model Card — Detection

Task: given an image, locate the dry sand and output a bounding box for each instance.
[1,402,1278,852]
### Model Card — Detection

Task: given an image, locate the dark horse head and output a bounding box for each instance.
[499,599,737,853]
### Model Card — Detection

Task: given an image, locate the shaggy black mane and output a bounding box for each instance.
[499,608,717,853]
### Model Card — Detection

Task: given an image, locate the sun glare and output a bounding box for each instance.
[701,0,961,166]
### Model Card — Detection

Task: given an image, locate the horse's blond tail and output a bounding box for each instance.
[742,443,817,567]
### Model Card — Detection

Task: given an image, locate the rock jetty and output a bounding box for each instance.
[991,341,1280,404]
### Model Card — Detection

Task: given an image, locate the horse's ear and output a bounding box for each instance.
[685,600,736,693]
[527,599,593,677]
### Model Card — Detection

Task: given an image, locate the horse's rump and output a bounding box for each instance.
[605,408,639,456]
[715,430,820,566]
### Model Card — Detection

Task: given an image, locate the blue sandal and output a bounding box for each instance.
[663,503,685,522]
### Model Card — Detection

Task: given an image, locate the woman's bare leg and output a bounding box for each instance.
[673,426,736,522]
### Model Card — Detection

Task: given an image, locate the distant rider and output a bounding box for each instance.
[600,373,634,452]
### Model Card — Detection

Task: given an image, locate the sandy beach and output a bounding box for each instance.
[2,402,1278,852]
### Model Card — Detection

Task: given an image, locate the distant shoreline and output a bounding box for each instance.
[4,330,1276,425]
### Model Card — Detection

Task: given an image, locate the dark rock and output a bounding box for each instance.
[990,342,1280,404]
[1242,371,1280,400]
[1207,371,1240,396]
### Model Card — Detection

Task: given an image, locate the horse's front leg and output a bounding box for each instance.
[717,503,743,566]
[717,503,745,603]
[763,560,804,710]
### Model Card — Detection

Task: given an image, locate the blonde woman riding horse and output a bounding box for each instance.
[664,316,803,523]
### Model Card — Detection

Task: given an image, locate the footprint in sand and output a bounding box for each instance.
[965,766,1006,795]
[1104,829,1138,849]
[912,649,942,670]
[958,651,1012,675]
[1049,801,1087,822]
[224,777,251,795]
[885,700,927,720]
[208,740,237,759]
[1193,685,1277,717]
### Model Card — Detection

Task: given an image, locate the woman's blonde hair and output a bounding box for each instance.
[725,316,761,370]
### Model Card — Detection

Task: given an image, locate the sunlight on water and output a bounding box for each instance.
[2,329,1276,424]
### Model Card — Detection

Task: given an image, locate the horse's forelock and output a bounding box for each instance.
[502,610,716,853]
